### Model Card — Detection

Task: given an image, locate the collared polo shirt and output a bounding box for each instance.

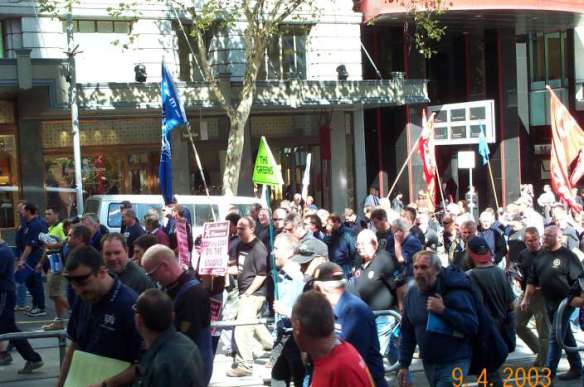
[67,279,142,363]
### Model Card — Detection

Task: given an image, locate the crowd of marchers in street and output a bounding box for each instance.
[2,183,584,386]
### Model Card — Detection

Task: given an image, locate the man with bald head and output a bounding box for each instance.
[523,225,584,382]
[142,245,213,385]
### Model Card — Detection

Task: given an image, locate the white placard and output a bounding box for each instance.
[198,221,230,276]
[458,151,476,169]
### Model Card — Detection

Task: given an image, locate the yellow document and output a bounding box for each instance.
[64,350,131,387]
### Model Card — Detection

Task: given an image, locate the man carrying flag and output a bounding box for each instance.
[160,62,188,205]
[548,87,584,212]
[418,110,437,205]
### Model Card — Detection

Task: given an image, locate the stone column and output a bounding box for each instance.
[330,111,348,214]
[353,105,367,211]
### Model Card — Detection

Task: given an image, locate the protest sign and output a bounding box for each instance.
[198,221,230,276]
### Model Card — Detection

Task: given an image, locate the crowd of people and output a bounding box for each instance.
[1,183,584,386]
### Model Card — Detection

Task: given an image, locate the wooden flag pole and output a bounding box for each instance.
[386,129,423,200]
[486,160,500,209]
[435,171,447,212]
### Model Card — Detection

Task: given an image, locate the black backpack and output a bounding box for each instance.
[438,269,510,374]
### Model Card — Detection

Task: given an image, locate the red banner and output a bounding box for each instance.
[549,87,584,212]
[418,110,437,204]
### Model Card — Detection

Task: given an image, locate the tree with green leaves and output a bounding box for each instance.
[38,0,446,196]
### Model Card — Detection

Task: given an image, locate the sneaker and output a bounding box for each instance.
[26,308,47,317]
[226,366,252,377]
[17,360,43,374]
[558,368,581,381]
[0,352,13,366]
[42,319,65,331]
[14,305,27,312]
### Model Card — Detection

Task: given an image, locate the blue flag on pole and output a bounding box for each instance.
[160,62,188,205]
[478,125,490,165]
[161,62,188,135]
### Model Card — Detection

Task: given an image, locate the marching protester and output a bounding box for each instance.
[398,251,478,387]
[132,234,158,266]
[466,237,515,386]
[133,289,205,387]
[514,227,549,367]
[324,214,357,279]
[0,234,44,373]
[57,246,142,387]
[313,262,388,387]
[102,233,156,294]
[523,225,584,382]
[291,290,375,387]
[143,212,171,247]
[142,244,213,385]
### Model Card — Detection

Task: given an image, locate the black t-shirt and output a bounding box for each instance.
[236,238,268,296]
[507,230,526,265]
[376,229,391,253]
[527,247,584,309]
[516,248,539,291]
[166,271,211,341]
[468,266,514,323]
[347,250,398,310]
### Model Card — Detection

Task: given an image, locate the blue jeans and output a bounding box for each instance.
[15,282,26,307]
[546,308,582,377]
[375,314,397,356]
[423,358,471,387]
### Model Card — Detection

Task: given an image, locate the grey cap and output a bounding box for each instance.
[291,238,328,264]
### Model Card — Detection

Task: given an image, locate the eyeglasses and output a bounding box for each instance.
[65,271,96,286]
[145,264,161,279]
[273,218,285,221]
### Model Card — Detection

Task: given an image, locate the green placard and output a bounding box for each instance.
[252,136,284,186]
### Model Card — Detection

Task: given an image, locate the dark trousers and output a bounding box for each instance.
[271,333,305,387]
[0,291,42,362]
[25,271,45,310]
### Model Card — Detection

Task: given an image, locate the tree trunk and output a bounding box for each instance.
[222,109,252,196]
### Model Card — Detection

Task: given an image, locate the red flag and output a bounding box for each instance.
[418,110,437,204]
[549,87,584,212]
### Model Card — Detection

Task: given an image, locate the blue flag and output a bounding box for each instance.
[159,63,187,204]
[161,62,187,135]
[478,125,490,165]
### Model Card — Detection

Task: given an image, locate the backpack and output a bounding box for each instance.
[438,268,510,374]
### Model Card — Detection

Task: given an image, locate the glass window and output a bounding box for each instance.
[259,25,308,81]
[450,109,466,122]
[0,21,4,59]
[546,33,562,80]
[0,135,19,228]
[85,198,100,215]
[451,126,466,139]
[530,33,545,83]
[78,20,96,33]
[194,204,219,227]
[96,21,114,33]
[108,203,123,228]
[113,21,130,33]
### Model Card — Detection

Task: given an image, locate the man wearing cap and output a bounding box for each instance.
[313,262,388,387]
[271,233,307,387]
[348,229,402,357]
[466,236,515,386]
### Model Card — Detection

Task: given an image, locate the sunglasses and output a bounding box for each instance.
[146,264,161,279]
[65,271,96,286]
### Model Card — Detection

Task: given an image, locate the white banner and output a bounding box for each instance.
[198,221,230,276]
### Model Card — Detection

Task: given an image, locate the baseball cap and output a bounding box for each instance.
[291,238,329,265]
[467,236,492,264]
[312,262,344,282]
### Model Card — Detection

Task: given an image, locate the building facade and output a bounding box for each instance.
[354,0,584,209]
[0,0,428,234]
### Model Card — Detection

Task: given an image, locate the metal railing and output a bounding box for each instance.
[553,297,584,353]
[0,330,67,367]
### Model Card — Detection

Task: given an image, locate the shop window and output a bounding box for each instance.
[259,25,309,81]
[0,135,19,228]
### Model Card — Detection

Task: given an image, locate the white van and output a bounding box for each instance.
[84,194,265,237]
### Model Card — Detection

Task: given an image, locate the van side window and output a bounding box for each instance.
[135,204,162,225]
[194,204,218,227]
[108,203,123,228]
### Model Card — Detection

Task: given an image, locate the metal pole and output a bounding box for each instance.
[66,10,84,214]
[469,168,474,218]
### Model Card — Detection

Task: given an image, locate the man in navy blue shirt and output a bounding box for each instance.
[16,202,48,317]
[313,262,388,387]
[56,246,142,387]
[0,238,44,373]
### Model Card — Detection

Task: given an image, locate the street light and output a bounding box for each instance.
[134,64,147,82]
[336,65,348,81]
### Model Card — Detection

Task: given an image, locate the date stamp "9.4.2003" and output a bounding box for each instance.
[451,367,552,387]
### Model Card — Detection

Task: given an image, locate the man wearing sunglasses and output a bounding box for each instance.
[56,246,142,387]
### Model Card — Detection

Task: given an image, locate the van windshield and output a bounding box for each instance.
[108,203,163,228]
